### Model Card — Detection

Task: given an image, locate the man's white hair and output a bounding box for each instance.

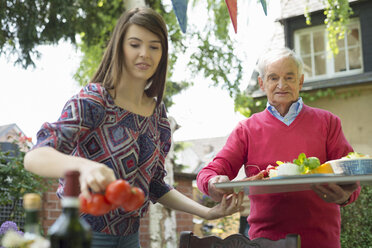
[256,47,304,79]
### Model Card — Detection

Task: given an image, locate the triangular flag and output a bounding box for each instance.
[225,0,237,33]
[171,0,188,33]
[260,0,267,16]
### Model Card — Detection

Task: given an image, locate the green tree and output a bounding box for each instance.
[0,0,242,108]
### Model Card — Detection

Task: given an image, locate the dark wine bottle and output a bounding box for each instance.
[48,170,92,248]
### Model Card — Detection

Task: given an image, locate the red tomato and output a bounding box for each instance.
[105,179,132,206]
[86,193,112,216]
[122,187,145,212]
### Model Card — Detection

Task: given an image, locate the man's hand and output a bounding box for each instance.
[311,183,359,205]
[208,176,234,202]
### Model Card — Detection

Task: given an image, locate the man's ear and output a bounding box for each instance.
[299,74,304,90]
[258,77,265,91]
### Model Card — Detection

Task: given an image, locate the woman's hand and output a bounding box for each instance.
[207,171,266,202]
[204,191,244,220]
[79,160,116,199]
[311,183,359,205]
[208,176,234,202]
[24,147,117,199]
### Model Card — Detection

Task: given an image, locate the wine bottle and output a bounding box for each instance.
[48,170,92,248]
[23,193,42,239]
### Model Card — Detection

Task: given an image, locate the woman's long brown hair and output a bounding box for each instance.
[90,7,168,106]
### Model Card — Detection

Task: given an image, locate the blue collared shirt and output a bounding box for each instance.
[266,97,303,126]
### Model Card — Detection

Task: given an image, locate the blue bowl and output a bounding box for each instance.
[330,159,372,175]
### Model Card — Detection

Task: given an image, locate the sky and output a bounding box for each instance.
[0,0,279,143]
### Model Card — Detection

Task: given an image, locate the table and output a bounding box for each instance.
[214,174,372,195]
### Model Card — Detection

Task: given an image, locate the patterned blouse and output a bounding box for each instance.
[33,83,172,235]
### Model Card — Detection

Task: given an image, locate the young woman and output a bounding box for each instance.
[24,7,243,248]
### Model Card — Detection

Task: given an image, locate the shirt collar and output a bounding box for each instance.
[266,97,303,117]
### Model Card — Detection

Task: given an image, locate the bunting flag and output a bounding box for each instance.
[260,0,267,16]
[225,0,237,33]
[171,0,188,33]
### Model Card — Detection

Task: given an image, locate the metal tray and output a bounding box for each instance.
[214,174,372,195]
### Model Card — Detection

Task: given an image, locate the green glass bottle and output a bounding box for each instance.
[23,193,43,240]
[48,170,92,248]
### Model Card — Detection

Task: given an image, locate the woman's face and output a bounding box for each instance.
[258,57,304,115]
[122,24,162,82]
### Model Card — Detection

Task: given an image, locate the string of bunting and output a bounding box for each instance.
[171,0,188,33]
[171,0,267,34]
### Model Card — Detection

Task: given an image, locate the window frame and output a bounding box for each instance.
[294,18,363,83]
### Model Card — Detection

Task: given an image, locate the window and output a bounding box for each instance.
[294,19,363,82]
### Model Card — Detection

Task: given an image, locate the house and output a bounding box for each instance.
[249,0,372,155]
[0,123,25,142]
[176,136,229,174]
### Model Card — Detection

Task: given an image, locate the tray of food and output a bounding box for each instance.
[214,152,372,195]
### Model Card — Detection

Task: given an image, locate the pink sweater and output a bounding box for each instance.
[197,105,360,248]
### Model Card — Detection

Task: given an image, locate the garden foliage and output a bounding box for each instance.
[0,136,51,226]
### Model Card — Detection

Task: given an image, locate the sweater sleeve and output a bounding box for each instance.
[196,121,248,195]
[326,112,361,205]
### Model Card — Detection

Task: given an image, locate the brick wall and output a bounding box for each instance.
[138,172,196,248]
[41,173,196,248]
[41,179,61,235]
[173,173,195,234]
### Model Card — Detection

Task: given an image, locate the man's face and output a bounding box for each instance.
[258,57,304,115]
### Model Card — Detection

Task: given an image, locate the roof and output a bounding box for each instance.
[0,123,22,140]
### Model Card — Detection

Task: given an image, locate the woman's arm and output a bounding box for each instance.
[24,146,116,197]
[25,146,88,177]
[157,189,244,220]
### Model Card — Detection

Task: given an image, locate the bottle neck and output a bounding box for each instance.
[24,209,40,235]
[61,197,80,216]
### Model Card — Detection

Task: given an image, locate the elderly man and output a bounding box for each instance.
[196,47,360,248]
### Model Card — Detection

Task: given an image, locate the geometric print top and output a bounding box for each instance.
[33,83,173,236]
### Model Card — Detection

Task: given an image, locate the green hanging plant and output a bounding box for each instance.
[304,0,354,55]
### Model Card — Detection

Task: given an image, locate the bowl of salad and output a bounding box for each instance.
[329,152,372,175]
